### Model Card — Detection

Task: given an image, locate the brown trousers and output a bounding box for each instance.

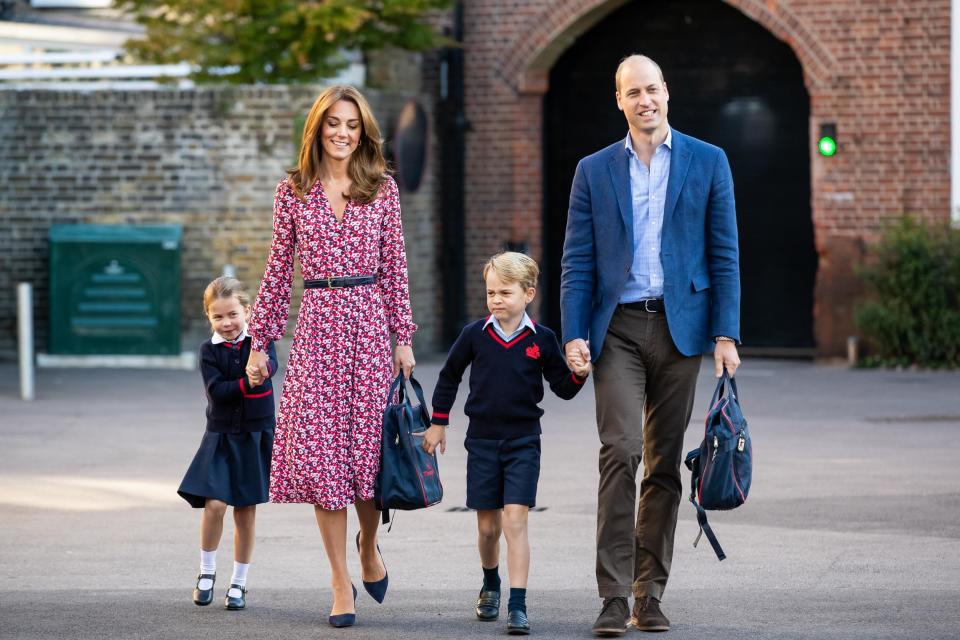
[593,306,701,601]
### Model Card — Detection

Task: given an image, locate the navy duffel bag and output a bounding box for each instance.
[684,370,752,561]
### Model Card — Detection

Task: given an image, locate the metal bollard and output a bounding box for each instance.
[18,282,35,401]
[846,336,859,368]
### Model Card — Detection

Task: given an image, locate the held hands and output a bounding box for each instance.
[245,349,269,386]
[714,340,741,377]
[394,345,416,379]
[565,338,592,377]
[422,424,446,455]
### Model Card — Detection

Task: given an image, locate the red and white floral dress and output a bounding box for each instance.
[249,176,416,510]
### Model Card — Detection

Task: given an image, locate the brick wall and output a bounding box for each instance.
[0,86,440,359]
[457,0,951,356]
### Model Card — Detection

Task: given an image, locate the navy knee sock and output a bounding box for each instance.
[508,587,526,614]
[482,566,501,592]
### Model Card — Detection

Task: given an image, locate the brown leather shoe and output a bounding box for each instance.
[592,597,629,636]
[631,596,669,632]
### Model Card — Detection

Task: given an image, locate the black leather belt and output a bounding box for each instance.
[304,275,376,289]
[621,298,665,313]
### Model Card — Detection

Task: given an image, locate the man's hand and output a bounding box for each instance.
[569,353,592,377]
[571,361,592,377]
[565,339,592,375]
[422,424,446,455]
[245,350,270,386]
[714,340,740,377]
[394,345,416,379]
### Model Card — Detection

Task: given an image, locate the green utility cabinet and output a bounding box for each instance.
[49,225,182,355]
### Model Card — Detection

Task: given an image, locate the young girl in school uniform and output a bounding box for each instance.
[177,276,278,610]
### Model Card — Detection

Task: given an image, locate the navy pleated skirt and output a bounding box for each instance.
[178,428,274,508]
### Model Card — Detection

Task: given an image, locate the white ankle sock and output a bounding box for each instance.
[227,562,248,598]
[198,549,216,590]
[231,562,249,587]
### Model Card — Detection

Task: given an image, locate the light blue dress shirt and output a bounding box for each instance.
[483,312,537,341]
[619,129,672,303]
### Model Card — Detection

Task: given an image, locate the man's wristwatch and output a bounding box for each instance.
[714,336,735,343]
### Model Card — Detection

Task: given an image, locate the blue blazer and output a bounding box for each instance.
[560,128,741,359]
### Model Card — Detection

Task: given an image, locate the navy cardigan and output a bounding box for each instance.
[199,336,278,434]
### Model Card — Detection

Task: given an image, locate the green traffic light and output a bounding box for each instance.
[818,136,837,157]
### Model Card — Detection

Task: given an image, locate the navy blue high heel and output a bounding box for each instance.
[328,584,358,628]
[355,531,389,603]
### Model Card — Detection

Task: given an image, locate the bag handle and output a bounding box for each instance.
[388,372,428,411]
[709,369,740,408]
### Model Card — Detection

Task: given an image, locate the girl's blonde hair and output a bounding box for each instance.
[482,252,540,291]
[203,276,250,315]
[288,85,388,204]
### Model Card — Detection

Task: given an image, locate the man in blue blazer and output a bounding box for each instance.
[561,55,741,636]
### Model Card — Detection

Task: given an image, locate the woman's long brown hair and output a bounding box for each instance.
[288,85,387,204]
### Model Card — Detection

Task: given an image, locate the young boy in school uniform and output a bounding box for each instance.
[423,251,591,636]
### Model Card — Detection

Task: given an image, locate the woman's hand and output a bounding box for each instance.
[393,345,416,379]
[245,349,269,386]
[422,424,446,455]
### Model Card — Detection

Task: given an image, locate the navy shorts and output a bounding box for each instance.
[464,434,541,510]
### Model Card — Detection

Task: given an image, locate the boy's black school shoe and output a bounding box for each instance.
[476,589,501,620]
[224,584,246,610]
[507,609,531,635]
[192,573,215,606]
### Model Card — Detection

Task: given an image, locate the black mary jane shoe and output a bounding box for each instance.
[328,584,358,628]
[475,589,501,621]
[355,531,389,603]
[224,584,247,610]
[507,609,531,635]
[192,573,215,606]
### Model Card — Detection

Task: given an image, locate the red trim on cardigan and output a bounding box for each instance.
[485,325,532,349]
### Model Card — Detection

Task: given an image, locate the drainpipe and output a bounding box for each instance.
[953,0,960,226]
[439,1,470,344]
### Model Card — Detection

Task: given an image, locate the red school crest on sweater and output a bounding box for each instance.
[525,343,541,360]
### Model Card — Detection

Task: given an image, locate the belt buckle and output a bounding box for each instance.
[644,298,659,313]
[327,277,342,290]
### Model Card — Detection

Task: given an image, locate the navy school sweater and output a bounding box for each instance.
[430,318,587,439]
[200,336,278,434]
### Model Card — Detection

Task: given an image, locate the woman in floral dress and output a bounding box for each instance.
[245,86,416,627]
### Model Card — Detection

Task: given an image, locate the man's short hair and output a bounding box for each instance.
[483,251,540,291]
[615,54,665,91]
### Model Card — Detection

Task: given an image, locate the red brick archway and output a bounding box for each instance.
[501,0,835,94]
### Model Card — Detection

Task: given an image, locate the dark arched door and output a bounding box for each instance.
[543,0,816,351]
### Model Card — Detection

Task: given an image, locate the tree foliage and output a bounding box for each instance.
[855,217,960,368]
[116,0,452,83]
